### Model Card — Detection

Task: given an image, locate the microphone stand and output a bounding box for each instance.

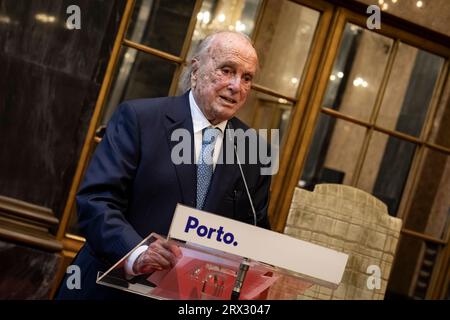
[227,122,257,300]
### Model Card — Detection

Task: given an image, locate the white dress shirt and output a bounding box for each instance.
[124,91,227,275]
[189,91,227,169]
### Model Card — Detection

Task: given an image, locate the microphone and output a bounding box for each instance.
[226,121,256,300]
[230,259,250,300]
[226,122,257,227]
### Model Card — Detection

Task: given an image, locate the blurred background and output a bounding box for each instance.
[0,0,448,299]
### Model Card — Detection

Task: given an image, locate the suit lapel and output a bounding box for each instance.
[164,92,197,208]
[164,96,241,215]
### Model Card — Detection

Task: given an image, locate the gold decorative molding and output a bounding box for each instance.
[123,39,184,64]
[56,0,136,241]
[0,195,62,252]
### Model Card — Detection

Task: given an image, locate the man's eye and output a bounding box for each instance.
[243,75,253,82]
[221,68,231,75]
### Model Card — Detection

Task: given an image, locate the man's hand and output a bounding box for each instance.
[133,239,182,274]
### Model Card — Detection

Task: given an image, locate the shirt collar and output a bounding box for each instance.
[189,91,227,134]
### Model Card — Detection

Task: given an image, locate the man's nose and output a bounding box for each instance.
[227,75,241,92]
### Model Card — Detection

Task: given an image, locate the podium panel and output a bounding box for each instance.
[97,233,313,300]
[97,205,348,300]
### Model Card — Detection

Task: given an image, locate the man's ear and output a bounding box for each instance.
[191,58,200,88]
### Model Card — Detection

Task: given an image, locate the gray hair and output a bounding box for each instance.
[179,31,255,92]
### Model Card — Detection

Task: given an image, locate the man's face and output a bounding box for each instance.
[191,34,258,125]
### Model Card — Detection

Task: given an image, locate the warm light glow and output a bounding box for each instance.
[391,0,398,3]
[353,77,369,88]
[382,3,389,10]
[35,13,56,23]
[416,1,423,8]
[203,11,210,24]
[291,77,299,84]
[197,11,210,24]
[337,71,344,78]
[300,25,310,34]
[278,98,288,104]
[235,20,246,32]
[378,0,384,4]
[218,13,226,22]
[330,75,336,81]
[350,25,360,33]
[0,15,11,24]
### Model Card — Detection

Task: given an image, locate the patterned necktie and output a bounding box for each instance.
[196,127,221,209]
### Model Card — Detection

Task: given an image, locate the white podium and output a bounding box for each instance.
[97,204,348,300]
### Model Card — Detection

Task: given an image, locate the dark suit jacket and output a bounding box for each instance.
[56,92,271,299]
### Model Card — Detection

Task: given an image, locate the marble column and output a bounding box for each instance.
[0,0,126,299]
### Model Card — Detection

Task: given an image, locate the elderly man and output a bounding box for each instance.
[56,31,271,299]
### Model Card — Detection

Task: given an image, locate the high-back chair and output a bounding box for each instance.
[284,184,402,299]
